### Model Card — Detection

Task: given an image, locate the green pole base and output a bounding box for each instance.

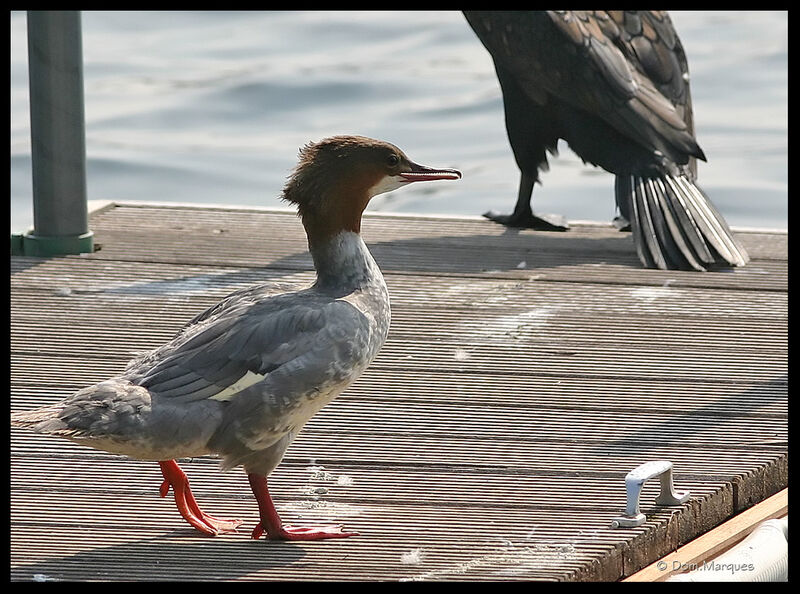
[11,230,94,256]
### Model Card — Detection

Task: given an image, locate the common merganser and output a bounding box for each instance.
[463,11,750,271]
[11,135,461,540]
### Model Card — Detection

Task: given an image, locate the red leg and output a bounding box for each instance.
[248,474,358,540]
[158,460,242,535]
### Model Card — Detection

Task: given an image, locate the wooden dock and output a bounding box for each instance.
[10,202,787,582]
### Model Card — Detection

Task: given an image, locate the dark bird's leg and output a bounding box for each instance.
[612,184,633,231]
[484,171,569,231]
[482,65,569,232]
[159,460,242,535]
[248,474,357,540]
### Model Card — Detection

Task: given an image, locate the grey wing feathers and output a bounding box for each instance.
[180,281,299,329]
[125,292,364,403]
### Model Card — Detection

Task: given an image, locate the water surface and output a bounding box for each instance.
[10,11,788,233]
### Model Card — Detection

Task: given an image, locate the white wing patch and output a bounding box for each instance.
[210,370,265,401]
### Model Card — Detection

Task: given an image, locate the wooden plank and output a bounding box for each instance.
[10,204,787,581]
[624,489,788,581]
[79,204,786,292]
[11,357,789,419]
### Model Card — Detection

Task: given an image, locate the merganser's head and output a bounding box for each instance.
[283,135,461,243]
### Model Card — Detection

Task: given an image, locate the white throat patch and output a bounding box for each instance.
[368,175,407,197]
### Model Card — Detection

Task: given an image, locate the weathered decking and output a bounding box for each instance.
[10,202,787,582]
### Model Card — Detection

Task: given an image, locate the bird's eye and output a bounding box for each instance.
[387,154,400,167]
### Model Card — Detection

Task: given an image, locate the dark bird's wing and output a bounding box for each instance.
[464,10,704,169]
[565,11,701,176]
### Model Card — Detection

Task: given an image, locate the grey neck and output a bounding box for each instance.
[310,231,382,292]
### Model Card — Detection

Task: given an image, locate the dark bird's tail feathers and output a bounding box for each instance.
[615,174,750,271]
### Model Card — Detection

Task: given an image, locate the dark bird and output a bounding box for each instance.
[10,135,461,540]
[464,10,749,271]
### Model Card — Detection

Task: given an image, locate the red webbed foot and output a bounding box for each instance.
[248,473,357,541]
[158,460,242,535]
[251,521,358,541]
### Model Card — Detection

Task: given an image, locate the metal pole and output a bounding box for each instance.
[12,10,93,256]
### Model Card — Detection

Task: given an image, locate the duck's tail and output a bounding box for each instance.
[11,405,66,434]
[615,173,750,271]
